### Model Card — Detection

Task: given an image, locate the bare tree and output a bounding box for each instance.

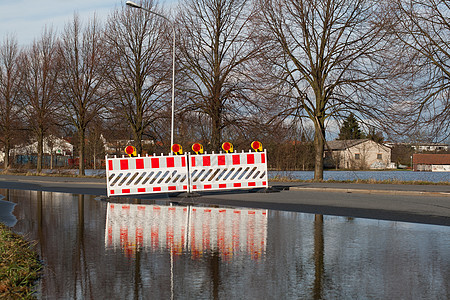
[19,28,60,173]
[177,0,261,151]
[103,0,170,154]
[0,35,22,169]
[391,0,450,140]
[256,0,392,180]
[85,119,106,170]
[58,14,108,175]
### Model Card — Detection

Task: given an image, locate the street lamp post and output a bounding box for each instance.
[126,1,176,151]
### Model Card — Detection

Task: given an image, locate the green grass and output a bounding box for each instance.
[0,224,41,299]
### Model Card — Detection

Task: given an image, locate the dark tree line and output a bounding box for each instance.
[0,0,448,178]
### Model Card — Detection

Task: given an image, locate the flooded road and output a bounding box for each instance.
[1,189,449,299]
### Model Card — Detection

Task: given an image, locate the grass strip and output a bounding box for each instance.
[0,224,41,299]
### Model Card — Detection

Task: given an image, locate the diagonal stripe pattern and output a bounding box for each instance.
[189,150,268,192]
[106,155,188,196]
[106,150,268,196]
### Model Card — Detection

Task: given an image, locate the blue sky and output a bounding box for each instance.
[0,0,176,46]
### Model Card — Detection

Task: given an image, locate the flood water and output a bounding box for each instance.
[1,189,449,299]
[270,170,449,183]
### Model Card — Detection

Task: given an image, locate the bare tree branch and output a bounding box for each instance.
[177,0,262,151]
[19,28,60,173]
[0,35,22,168]
[58,14,109,175]
[103,0,170,154]
[256,0,393,180]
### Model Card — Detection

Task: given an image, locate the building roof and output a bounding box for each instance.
[413,154,450,165]
[325,139,369,150]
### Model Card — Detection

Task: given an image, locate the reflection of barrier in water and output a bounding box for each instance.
[105,203,268,260]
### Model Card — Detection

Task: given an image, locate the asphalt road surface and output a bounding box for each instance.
[0,174,449,226]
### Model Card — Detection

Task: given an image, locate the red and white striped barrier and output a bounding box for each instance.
[106,154,189,197]
[105,149,268,196]
[189,150,268,192]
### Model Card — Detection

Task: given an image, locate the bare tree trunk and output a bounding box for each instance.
[3,142,10,169]
[132,129,143,156]
[93,147,96,170]
[211,100,222,151]
[37,128,44,173]
[78,129,85,176]
[313,116,325,180]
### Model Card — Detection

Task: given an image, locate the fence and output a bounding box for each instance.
[106,150,268,196]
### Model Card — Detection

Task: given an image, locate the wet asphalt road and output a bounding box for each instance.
[0,174,449,226]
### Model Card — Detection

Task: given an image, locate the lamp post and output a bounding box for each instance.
[126,1,176,151]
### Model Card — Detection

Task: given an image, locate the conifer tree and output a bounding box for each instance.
[337,113,364,140]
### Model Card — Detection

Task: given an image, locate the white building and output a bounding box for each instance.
[325,139,393,169]
[412,143,448,152]
[384,142,449,152]
[12,135,73,156]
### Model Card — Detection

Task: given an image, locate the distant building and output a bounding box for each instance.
[384,142,448,152]
[11,135,73,167]
[12,135,73,156]
[103,139,155,156]
[324,139,393,169]
[412,143,448,152]
[413,154,450,172]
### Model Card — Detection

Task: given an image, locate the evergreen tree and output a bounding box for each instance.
[337,113,364,140]
[366,126,384,143]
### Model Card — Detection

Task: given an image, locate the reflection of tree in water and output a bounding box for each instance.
[313,214,324,300]
[37,191,44,263]
[209,250,221,300]
[72,194,94,298]
[134,250,142,300]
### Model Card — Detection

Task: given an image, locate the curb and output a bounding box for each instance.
[288,186,450,197]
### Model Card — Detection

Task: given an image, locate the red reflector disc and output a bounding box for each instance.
[125,146,134,154]
[193,143,201,152]
[172,144,180,152]
[223,142,231,151]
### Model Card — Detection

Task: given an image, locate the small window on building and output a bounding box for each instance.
[377,153,382,160]
[355,153,360,160]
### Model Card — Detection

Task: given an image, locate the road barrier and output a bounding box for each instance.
[189,150,268,192]
[106,149,268,196]
[106,154,189,197]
